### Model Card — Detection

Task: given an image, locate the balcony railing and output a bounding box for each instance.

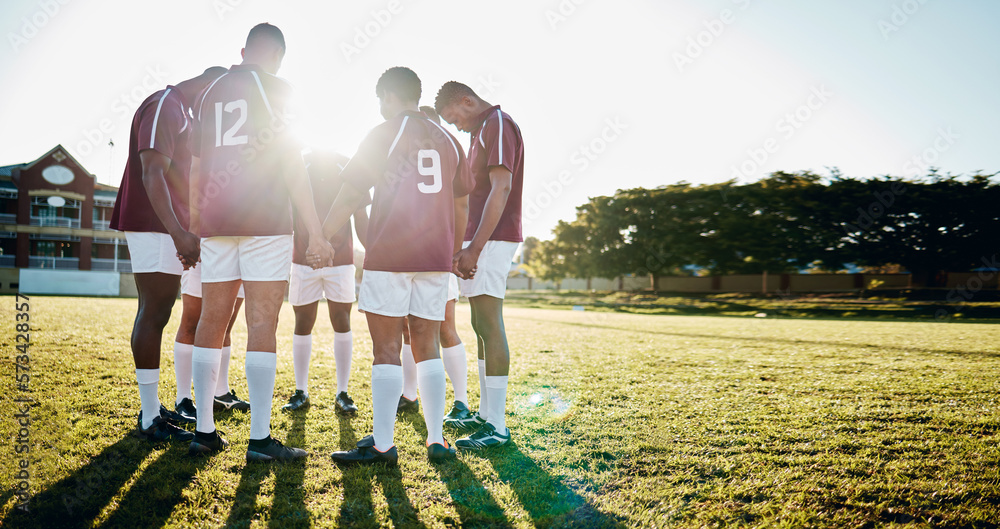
[0,255,13,268]
[28,256,80,269]
[30,216,81,228]
[0,213,15,224]
[93,219,112,230]
[91,258,132,273]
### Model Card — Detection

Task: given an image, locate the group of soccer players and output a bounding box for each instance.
[110,23,524,466]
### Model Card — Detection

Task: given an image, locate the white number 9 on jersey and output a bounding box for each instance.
[417,149,442,194]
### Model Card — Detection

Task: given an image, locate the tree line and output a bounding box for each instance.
[524,171,1000,287]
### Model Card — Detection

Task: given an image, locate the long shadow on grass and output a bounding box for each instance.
[401,410,512,527]
[532,318,1000,359]
[484,444,625,528]
[2,433,154,529]
[336,414,426,528]
[98,443,209,528]
[267,410,309,528]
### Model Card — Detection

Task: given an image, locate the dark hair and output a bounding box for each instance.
[434,81,478,114]
[375,67,421,103]
[419,105,441,124]
[246,23,285,52]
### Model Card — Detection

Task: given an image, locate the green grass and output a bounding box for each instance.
[2,296,1000,527]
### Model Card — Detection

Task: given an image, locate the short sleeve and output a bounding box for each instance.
[481,111,517,172]
[138,94,186,160]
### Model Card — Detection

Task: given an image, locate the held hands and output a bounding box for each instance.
[173,231,201,270]
[453,246,480,280]
[306,238,336,270]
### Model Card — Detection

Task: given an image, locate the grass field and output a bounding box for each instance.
[2,295,1000,528]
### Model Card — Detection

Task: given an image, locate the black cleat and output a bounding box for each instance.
[356,434,375,448]
[160,404,194,426]
[427,439,457,463]
[396,395,419,414]
[188,429,228,456]
[247,435,307,462]
[281,390,310,412]
[455,423,511,451]
[214,390,250,412]
[174,398,197,423]
[331,444,398,467]
[443,401,485,431]
[136,413,195,442]
[335,391,358,415]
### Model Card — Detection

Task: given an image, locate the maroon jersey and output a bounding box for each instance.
[466,105,524,243]
[110,86,192,233]
[292,151,355,267]
[341,110,473,272]
[192,64,297,237]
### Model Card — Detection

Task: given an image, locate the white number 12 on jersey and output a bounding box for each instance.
[417,149,442,194]
[215,99,248,147]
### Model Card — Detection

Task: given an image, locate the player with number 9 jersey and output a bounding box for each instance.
[343,108,473,273]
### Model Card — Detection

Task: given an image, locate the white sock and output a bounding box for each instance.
[245,351,277,441]
[417,359,447,446]
[441,343,468,406]
[486,375,508,433]
[215,345,232,397]
[477,359,488,419]
[372,364,402,452]
[292,334,312,395]
[334,331,353,394]
[173,342,192,404]
[401,343,417,401]
[136,368,160,429]
[192,347,221,434]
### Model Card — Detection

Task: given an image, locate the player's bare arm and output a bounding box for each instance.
[352,204,370,249]
[320,183,368,247]
[284,154,335,268]
[454,166,512,274]
[453,194,474,279]
[139,149,200,268]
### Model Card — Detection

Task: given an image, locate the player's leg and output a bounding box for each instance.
[126,231,192,442]
[231,234,306,461]
[398,315,419,413]
[332,270,408,466]
[189,236,242,455]
[214,294,249,412]
[456,241,518,450]
[284,300,317,411]
[328,300,358,414]
[172,287,202,423]
[442,297,478,430]
[408,271,455,462]
[468,299,489,422]
[284,262,320,411]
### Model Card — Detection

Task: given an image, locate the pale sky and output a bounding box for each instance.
[1,0,997,240]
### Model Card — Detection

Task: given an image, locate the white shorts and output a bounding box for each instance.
[459,241,518,299]
[359,270,450,321]
[200,235,293,283]
[288,263,357,305]
[125,232,183,275]
[448,274,460,302]
[181,265,245,298]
